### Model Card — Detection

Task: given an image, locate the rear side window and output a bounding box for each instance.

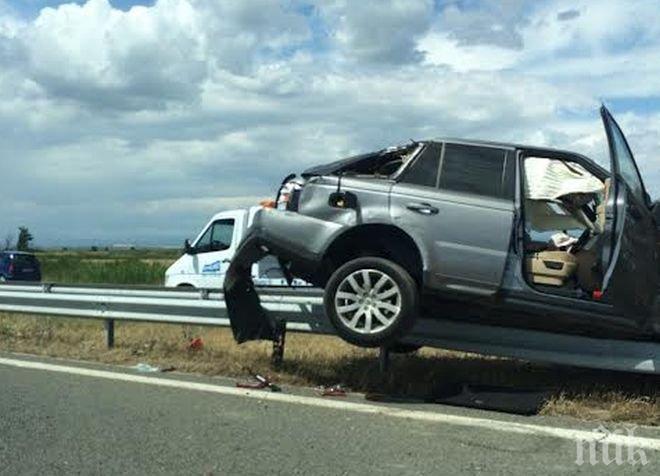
[439,144,510,198]
[398,143,442,188]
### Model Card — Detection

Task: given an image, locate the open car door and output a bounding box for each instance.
[600,106,658,324]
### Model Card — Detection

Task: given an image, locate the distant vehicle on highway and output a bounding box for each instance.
[164,206,307,289]
[0,251,41,282]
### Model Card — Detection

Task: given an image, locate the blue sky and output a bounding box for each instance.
[1,0,659,247]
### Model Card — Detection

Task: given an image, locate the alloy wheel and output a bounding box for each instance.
[334,268,402,335]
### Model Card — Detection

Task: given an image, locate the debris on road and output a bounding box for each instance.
[131,363,161,373]
[236,374,281,392]
[319,384,347,397]
[365,383,552,416]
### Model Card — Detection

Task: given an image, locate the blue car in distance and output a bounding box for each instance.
[0,251,41,282]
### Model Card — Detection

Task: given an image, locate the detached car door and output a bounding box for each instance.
[600,106,658,323]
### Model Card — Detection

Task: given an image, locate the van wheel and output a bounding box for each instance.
[324,257,418,348]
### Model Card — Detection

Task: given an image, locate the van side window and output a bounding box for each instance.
[439,144,509,198]
[195,219,235,252]
[398,143,442,188]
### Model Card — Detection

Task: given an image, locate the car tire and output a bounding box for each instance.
[324,257,419,348]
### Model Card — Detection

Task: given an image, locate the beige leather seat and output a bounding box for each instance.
[527,251,577,286]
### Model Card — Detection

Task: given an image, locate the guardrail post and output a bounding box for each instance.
[105,319,115,349]
[378,346,390,374]
[271,320,286,367]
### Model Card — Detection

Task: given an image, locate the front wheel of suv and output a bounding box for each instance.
[324,257,419,347]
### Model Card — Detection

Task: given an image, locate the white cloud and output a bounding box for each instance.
[325,0,434,64]
[16,0,207,109]
[435,0,529,49]
[419,34,520,72]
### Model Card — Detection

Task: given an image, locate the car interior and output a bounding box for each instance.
[521,156,609,299]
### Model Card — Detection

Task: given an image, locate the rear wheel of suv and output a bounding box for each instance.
[324,257,419,347]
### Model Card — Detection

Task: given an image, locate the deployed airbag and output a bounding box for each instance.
[525,158,604,201]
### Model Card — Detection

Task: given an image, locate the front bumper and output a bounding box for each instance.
[224,208,343,343]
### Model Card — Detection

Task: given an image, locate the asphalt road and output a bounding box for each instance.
[0,354,658,475]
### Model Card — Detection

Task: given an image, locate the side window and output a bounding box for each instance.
[195,226,213,251]
[439,144,509,198]
[195,219,235,252]
[210,219,234,251]
[398,143,442,188]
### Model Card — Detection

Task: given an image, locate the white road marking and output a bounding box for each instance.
[1,356,659,451]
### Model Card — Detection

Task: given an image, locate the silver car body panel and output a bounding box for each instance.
[390,183,514,295]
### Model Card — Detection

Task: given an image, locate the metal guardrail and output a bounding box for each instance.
[0,282,658,374]
[0,282,326,330]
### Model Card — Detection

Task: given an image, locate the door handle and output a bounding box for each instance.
[406,202,439,215]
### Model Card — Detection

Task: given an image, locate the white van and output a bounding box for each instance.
[165,206,302,288]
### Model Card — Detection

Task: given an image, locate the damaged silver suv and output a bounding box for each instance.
[225,106,660,348]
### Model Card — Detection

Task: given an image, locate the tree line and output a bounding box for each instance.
[3,227,34,251]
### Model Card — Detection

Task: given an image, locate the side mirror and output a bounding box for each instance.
[328,191,357,209]
[184,239,194,255]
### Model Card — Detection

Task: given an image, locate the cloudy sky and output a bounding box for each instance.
[1,0,659,247]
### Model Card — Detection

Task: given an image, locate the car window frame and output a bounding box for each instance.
[436,142,512,200]
[601,107,651,208]
[395,142,444,189]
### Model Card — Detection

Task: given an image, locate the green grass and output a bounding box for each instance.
[35,249,178,285]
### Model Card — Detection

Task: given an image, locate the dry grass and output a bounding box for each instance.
[0,313,657,426]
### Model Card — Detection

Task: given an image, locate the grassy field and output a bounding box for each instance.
[0,314,657,426]
[34,249,179,285]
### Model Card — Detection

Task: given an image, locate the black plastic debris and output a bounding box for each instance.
[366,383,552,416]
